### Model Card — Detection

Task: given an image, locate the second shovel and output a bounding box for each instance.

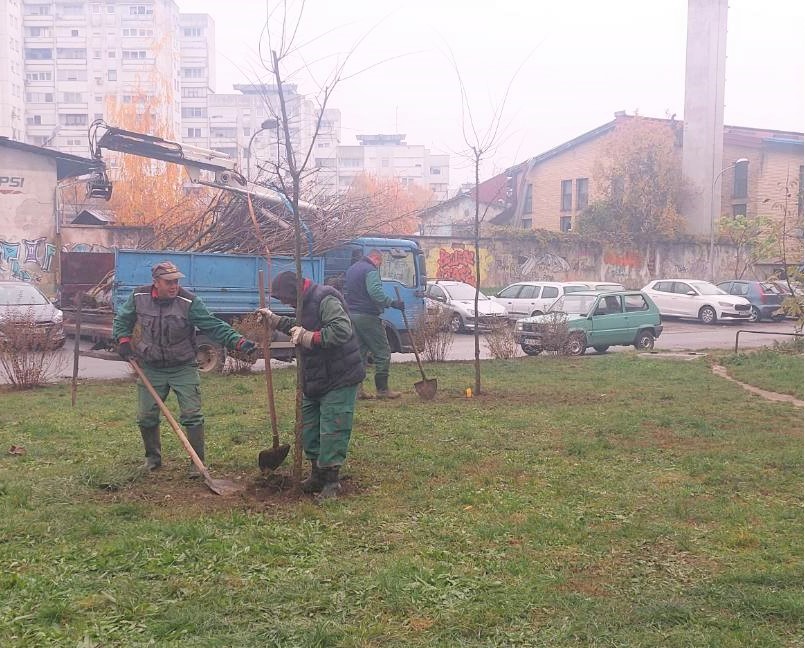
[394,286,437,400]
[256,270,290,473]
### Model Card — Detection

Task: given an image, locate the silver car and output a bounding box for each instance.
[0,281,66,349]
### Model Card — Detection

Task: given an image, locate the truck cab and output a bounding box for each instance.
[320,237,426,353]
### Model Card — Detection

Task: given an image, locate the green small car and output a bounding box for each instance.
[515,290,663,356]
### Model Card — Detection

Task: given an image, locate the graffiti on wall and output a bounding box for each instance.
[62,242,114,253]
[426,244,495,286]
[0,237,56,282]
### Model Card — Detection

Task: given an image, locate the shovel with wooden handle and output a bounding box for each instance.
[129,359,241,496]
[394,286,437,400]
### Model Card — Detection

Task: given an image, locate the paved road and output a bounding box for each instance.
[3,319,798,384]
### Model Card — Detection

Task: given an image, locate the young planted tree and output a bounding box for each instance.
[718,213,780,279]
[578,117,690,240]
[767,175,804,330]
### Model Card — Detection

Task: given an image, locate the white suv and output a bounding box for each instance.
[491,281,590,319]
[642,279,752,324]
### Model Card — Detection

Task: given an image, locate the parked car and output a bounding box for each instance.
[641,279,751,324]
[491,281,590,319]
[0,280,66,349]
[426,280,508,332]
[514,290,662,356]
[716,280,786,322]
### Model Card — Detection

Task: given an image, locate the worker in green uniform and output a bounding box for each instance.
[258,271,365,499]
[113,261,256,474]
[344,249,405,399]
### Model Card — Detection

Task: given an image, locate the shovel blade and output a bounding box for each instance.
[205,476,242,496]
[414,378,437,401]
[258,444,291,473]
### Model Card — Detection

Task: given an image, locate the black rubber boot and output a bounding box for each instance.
[186,424,205,478]
[316,466,341,500]
[375,374,401,399]
[300,459,325,493]
[139,425,161,470]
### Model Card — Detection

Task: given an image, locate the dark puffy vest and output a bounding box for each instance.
[344,257,382,315]
[299,284,366,398]
[133,285,197,368]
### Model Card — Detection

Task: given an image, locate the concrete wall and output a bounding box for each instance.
[0,148,59,294]
[416,235,769,290]
[60,225,154,252]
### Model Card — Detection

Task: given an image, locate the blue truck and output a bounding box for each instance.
[63,237,427,371]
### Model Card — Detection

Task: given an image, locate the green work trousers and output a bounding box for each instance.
[137,363,203,429]
[302,384,359,468]
[351,312,391,383]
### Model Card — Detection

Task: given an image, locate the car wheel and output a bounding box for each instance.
[196,336,226,373]
[771,312,786,322]
[593,345,609,353]
[521,344,542,356]
[565,332,586,356]
[699,306,717,324]
[530,310,543,317]
[449,313,464,333]
[748,306,761,323]
[634,330,655,351]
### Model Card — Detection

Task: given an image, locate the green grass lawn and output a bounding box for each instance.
[717,347,804,399]
[1,355,802,647]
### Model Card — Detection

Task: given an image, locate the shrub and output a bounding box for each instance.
[484,320,519,359]
[0,310,66,389]
[411,308,454,362]
[531,311,571,356]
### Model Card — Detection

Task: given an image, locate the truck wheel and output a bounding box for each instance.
[521,344,543,356]
[196,335,226,373]
[634,330,655,351]
[565,332,586,356]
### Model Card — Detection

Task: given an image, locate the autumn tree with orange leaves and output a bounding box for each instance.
[346,173,434,235]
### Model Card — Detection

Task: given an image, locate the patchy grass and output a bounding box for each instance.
[0,355,802,646]
[717,347,804,399]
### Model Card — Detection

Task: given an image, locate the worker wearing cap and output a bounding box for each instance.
[344,249,405,399]
[113,261,257,473]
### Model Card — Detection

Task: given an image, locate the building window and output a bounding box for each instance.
[182,67,204,79]
[523,183,533,214]
[560,216,572,232]
[129,5,153,15]
[56,48,87,59]
[71,29,80,36]
[576,177,589,210]
[59,69,88,81]
[26,115,43,125]
[24,48,53,60]
[122,50,147,59]
[561,179,572,211]
[183,27,202,37]
[107,69,117,81]
[108,50,116,58]
[181,107,206,118]
[733,161,748,199]
[430,167,441,175]
[182,87,205,98]
[60,113,88,126]
[186,127,202,138]
[61,92,85,103]
[27,71,54,82]
[732,204,747,218]
[521,218,532,230]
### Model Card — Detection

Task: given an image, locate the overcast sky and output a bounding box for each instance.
[175,0,804,190]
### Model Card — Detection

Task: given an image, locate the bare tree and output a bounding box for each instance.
[448,50,531,396]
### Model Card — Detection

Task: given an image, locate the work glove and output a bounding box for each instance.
[256,307,282,329]
[290,326,318,349]
[118,340,134,361]
[390,299,405,311]
[236,338,257,355]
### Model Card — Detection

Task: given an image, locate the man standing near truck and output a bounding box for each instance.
[113,261,256,474]
[344,249,405,400]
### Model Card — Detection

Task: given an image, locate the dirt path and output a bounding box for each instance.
[711,364,804,407]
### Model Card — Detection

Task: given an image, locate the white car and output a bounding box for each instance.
[641,279,752,324]
[491,281,590,319]
[426,280,508,332]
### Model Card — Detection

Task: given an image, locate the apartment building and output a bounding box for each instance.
[178,12,214,150]
[315,133,450,201]
[16,0,183,156]
[1,0,25,140]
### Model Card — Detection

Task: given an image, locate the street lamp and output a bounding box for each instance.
[709,157,749,281]
[246,118,279,181]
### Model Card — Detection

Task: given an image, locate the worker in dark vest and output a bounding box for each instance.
[344,249,405,399]
[113,261,256,474]
[257,271,365,499]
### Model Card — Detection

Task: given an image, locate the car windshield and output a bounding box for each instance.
[443,283,488,301]
[0,284,49,306]
[550,293,597,315]
[688,281,727,296]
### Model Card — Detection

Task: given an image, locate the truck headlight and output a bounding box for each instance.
[53,310,64,324]
[515,321,523,331]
